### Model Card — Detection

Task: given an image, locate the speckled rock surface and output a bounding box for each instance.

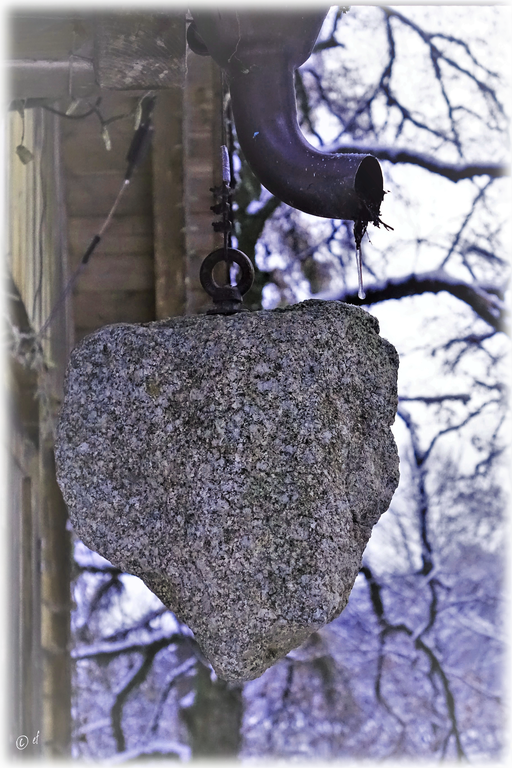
[55,300,399,682]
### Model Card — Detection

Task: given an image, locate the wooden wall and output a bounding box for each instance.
[7,107,72,375]
[7,106,72,757]
[61,93,156,343]
[61,53,224,334]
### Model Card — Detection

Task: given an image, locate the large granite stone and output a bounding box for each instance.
[55,300,399,681]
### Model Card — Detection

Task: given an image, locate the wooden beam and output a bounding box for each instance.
[93,12,186,90]
[6,104,73,757]
[39,438,71,757]
[7,59,97,101]
[183,53,224,316]
[8,423,43,757]
[7,11,187,99]
[6,277,40,445]
[151,89,187,319]
[6,12,96,101]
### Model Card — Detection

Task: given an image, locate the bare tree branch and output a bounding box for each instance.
[312,6,347,53]
[108,740,191,763]
[360,565,466,759]
[399,394,471,404]
[103,607,169,644]
[111,641,169,752]
[441,179,495,270]
[72,632,192,660]
[444,331,497,349]
[74,570,124,643]
[146,657,197,738]
[382,5,506,118]
[394,408,435,575]
[327,144,509,182]
[400,397,501,467]
[315,270,508,333]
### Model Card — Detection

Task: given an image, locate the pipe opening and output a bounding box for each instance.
[355,156,384,221]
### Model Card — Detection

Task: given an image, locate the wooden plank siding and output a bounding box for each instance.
[9,401,43,758]
[7,107,72,368]
[6,106,73,757]
[60,55,224,329]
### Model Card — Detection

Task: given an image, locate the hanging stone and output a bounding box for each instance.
[55,300,399,682]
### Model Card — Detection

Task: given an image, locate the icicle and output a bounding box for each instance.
[355,245,366,300]
[353,218,367,300]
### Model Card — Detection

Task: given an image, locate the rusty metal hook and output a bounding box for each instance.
[200,247,255,315]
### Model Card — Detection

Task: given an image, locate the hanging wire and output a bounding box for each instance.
[37,92,156,340]
[221,144,230,185]
[37,179,130,338]
[15,101,35,165]
[220,71,235,283]
[220,144,231,252]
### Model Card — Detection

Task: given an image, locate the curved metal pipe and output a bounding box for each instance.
[190,9,384,222]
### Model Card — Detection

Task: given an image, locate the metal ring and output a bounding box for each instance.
[199,248,255,302]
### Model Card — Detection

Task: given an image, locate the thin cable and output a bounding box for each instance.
[20,102,26,144]
[219,73,230,282]
[226,99,236,253]
[220,70,228,148]
[220,145,230,185]
[37,179,130,339]
[41,98,101,121]
[37,93,156,340]
[99,179,130,237]
[220,145,231,255]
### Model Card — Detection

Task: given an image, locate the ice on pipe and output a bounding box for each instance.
[55,300,399,682]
